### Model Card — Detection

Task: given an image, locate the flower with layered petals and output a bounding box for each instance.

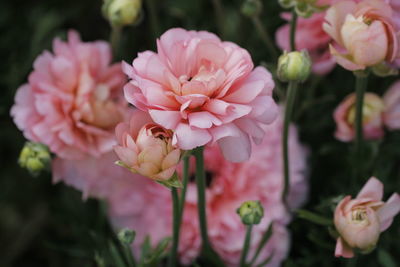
[383,80,400,130]
[114,110,181,182]
[105,109,309,266]
[334,177,400,258]
[333,92,385,141]
[123,28,278,162]
[323,0,400,71]
[11,30,128,160]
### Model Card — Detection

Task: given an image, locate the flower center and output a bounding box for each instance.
[351,208,369,225]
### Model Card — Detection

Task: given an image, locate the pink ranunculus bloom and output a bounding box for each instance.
[383,80,400,130]
[333,92,385,142]
[11,30,128,160]
[323,0,400,71]
[106,109,309,266]
[334,177,400,258]
[276,12,336,75]
[123,28,278,162]
[114,110,181,181]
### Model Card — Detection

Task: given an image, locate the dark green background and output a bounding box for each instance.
[1,0,399,266]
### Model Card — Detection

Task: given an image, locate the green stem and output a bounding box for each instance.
[179,156,190,217]
[252,16,279,61]
[282,82,298,207]
[354,73,368,180]
[194,147,210,249]
[146,0,160,40]
[167,188,180,267]
[239,225,253,267]
[289,9,298,51]
[211,0,225,38]
[110,26,122,58]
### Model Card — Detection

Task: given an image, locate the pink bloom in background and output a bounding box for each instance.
[11,30,128,160]
[323,0,400,71]
[123,28,278,162]
[114,110,181,181]
[106,109,309,266]
[383,80,400,130]
[333,92,385,142]
[334,177,400,258]
[276,12,336,75]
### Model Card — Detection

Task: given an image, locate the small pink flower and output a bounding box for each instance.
[334,177,400,258]
[383,80,400,130]
[123,28,278,162]
[276,12,336,75]
[11,30,128,159]
[323,0,400,71]
[114,110,181,181]
[333,92,385,142]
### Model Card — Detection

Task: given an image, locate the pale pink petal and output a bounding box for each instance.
[217,129,251,162]
[377,193,400,231]
[173,123,212,150]
[357,177,383,201]
[335,237,355,258]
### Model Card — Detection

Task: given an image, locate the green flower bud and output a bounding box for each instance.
[237,200,264,225]
[279,0,296,9]
[277,50,311,83]
[117,228,136,244]
[371,62,399,77]
[295,2,314,18]
[18,142,51,176]
[103,0,142,27]
[241,0,263,18]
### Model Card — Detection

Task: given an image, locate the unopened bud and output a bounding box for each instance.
[18,142,50,176]
[237,201,264,225]
[279,0,296,9]
[241,0,263,18]
[277,51,311,83]
[102,0,142,27]
[118,228,136,244]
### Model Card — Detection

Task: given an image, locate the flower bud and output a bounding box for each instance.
[18,142,51,176]
[118,228,136,244]
[102,0,142,27]
[278,51,311,83]
[371,62,399,77]
[279,0,296,9]
[237,200,264,225]
[241,0,263,18]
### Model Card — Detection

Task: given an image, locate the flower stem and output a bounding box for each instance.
[110,26,122,58]
[194,146,210,249]
[252,16,279,61]
[282,81,298,207]
[239,225,253,267]
[146,0,160,40]
[167,188,180,267]
[289,9,298,51]
[354,72,368,180]
[179,156,190,217]
[211,0,226,38]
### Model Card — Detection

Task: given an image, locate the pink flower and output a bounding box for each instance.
[123,28,278,162]
[323,0,400,71]
[105,109,309,266]
[114,110,181,181]
[333,92,385,142]
[11,30,128,160]
[334,177,400,258]
[383,80,400,130]
[276,12,336,75]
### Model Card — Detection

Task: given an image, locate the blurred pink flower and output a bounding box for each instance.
[334,177,400,258]
[106,109,309,266]
[323,0,400,71]
[333,92,385,142]
[123,28,278,162]
[11,30,128,160]
[383,80,400,130]
[114,110,181,181]
[276,12,336,75]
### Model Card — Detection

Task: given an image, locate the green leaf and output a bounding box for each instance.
[108,241,127,267]
[296,209,333,226]
[249,223,273,265]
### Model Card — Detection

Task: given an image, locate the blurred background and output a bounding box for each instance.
[1,0,399,266]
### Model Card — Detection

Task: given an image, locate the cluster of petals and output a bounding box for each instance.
[11,30,128,160]
[122,28,278,162]
[276,10,336,75]
[333,92,385,141]
[104,110,309,266]
[114,110,181,181]
[323,0,400,71]
[334,177,400,258]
